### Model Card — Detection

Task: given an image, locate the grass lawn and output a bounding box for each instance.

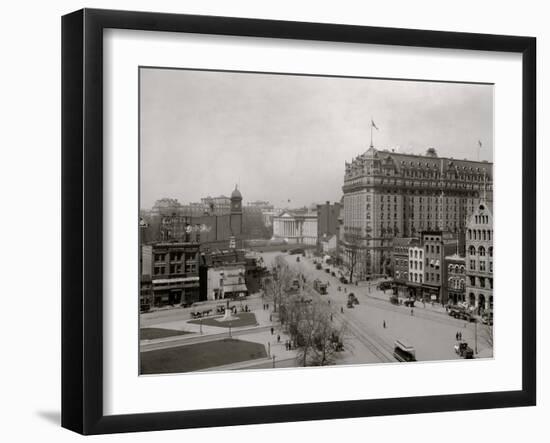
[140,328,191,340]
[140,338,267,374]
[188,312,258,328]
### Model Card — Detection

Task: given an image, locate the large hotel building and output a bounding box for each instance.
[341,146,493,279]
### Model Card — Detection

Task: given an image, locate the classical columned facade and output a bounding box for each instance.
[273,212,318,245]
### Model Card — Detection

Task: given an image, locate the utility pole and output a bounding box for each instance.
[475,319,478,355]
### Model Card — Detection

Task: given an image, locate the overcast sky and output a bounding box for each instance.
[140,68,493,209]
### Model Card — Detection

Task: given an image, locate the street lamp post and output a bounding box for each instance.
[272,355,276,368]
[229,321,232,338]
[200,318,203,335]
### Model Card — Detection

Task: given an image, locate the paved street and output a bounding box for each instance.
[273,252,492,363]
[139,249,492,373]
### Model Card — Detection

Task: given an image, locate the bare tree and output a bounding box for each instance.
[346,242,359,284]
[264,255,295,313]
[310,308,346,366]
[293,299,346,367]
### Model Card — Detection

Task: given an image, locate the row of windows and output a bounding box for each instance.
[468,246,493,257]
[467,229,492,241]
[409,273,423,283]
[154,252,197,263]
[475,214,490,224]
[468,276,493,289]
[409,249,424,259]
[154,263,197,275]
[448,277,466,290]
[448,264,466,273]
[469,260,493,273]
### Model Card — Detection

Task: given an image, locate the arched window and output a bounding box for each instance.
[473,230,477,240]
[468,229,472,240]
[478,246,486,256]
[488,246,493,257]
[469,246,476,256]
[482,230,486,241]
[488,230,492,241]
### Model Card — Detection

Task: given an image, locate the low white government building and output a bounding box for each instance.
[272,211,318,246]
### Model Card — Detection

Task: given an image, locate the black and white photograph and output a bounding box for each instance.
[138,68,494,374]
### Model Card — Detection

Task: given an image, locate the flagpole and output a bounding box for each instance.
[477,140,482,162]
[370,116,373,148]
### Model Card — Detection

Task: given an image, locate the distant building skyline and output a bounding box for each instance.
[140,68,493,209]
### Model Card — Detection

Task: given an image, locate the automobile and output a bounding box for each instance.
[346,300,355,308]
[377,281,392,291]
[140,303,151,313]
[315,263,322,270]
[313,279,328,295]
[331,271,336,277]
[454,342,474,359]
[389,295,399,305]
[348,293,359,305]
[325,268,330,273]
[281,248,287,253]
[449,306,476,322]
[393,339,416,362]
[404,299,415,307]
[216,305,225,314]
[289,248,305,255]
[339,276,348,284]
[190,311,202,319]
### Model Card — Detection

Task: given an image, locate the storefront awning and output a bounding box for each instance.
[224,283,248,293]
[153,277,199,284]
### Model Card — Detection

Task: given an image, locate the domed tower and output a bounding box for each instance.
[230,184,243,238]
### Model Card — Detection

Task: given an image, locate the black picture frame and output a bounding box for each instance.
[62,8,536,435]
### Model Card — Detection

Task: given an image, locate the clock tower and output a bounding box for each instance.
[230,185,243,238]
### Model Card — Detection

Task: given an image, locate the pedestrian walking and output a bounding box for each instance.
[341,307,344,314]
[455,332,459,341]
[410,308,414,316]
[330,313,333,322]
[383,320,386,329]
[271,327,274,335]
[277,334,280,343]
[269,314,272,321]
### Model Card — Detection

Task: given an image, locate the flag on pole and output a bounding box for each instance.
[478,140,482,148]
[371,119,379,130]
